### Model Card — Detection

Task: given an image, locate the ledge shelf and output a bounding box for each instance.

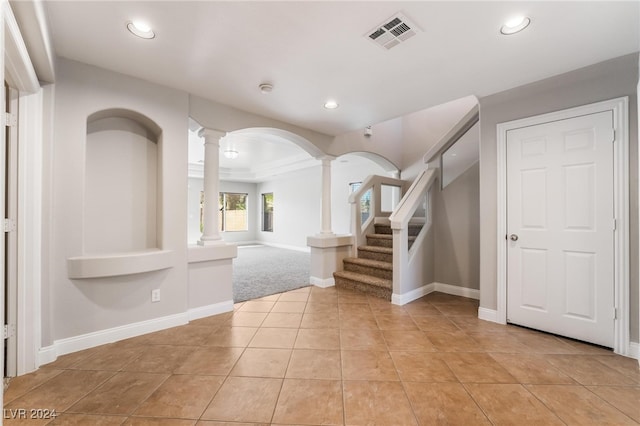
[67,249,174,279]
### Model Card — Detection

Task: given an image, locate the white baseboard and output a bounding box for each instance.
[432,282,480,300]
[38,312,189,367]
[478,307,501,324]
[310,276,335,288]
[188,300,234,321]
[392,283,435,305]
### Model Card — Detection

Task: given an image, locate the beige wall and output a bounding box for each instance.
[479,53,639,342]
[433,162,480,289]
[48,58,190,344]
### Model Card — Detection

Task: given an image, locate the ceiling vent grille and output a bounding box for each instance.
[366,13,420,50]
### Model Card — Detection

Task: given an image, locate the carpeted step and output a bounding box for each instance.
[343,257,392,280]
[333,270,391,300]
[358,245,393,263]
[366,233,393,248]
[374,223,424,236]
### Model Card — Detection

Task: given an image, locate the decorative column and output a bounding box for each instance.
[319,155,335,235]
[197,128,226,246]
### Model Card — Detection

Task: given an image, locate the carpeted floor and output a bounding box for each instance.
[232,245,311,302]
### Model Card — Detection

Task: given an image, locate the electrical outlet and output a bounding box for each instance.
[151,289,161,303]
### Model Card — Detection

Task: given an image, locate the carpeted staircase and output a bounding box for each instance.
[334,221,422,300]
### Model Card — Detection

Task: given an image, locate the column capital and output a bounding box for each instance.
[315,154,336,163]
[198,127,226,142]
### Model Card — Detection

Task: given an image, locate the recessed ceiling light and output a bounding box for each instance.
[324,100,339,109]
[224,150,239,160]
[127,20,155,39]
[500,16,530,35]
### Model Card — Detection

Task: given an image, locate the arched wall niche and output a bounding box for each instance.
[84,108,162,255]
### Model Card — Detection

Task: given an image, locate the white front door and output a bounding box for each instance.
[506,110,615,347]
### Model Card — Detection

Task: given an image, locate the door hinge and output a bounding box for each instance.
[4,112,16,127]
[613,308,618,320]
[613,218,617,231]
[3,324,15,339]
[3,218,16,233]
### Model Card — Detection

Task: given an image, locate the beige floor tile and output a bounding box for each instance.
[468,331,532,353]
[593,355,640,383]
[307,289,339,304]
[278,291,310,302]
[375,315,419,331]
[4,368,64,404]
[122,345,194,374]
[587,385,640,423]
[434,303,479,317]
[448,316,511,333]
[248,328,298,349]
[48,413,127,425]
[134,375,225,419]
[527,384,638,425]
[511,330,578,354]
[294,328,340,349]
[254,293,281,302]
[342,350,399,381]
[390,352,457,382]
[339,302,372,314]
[300,312,340,328]
[271,301,307,313]
[546,354,638,385]
[201,377,282,423]
[340,328,388,350]
[337,292,370,304]
[39,346,103,370]
[174,347,244,375]
[411,315,460,333]
[443,352,517,384]
[238,300,275,313]
[344,380,417,425]
[339,311,380,329]
[383,330,436,351]
[4,370,115,413]
[423,330,480,352]
[203,327,257,347]
[272,379,343,425]
[70,345,146,371]
[230,348,291,378]
[465,383,564,425]
[144,325,214,346]
[304,302,339,314]
[421,292,472,304]
[261,312,303,328]
[225,312,267,327]
[403,301,442,317]
[404,382,491,425]
[286,349,341,380]
[189,312,232,328]
[68,372,168,415]
[489,353,577,384]
[124,418,196,426]
[368,301,411,316]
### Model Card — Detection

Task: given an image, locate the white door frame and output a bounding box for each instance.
[496,97,630,356]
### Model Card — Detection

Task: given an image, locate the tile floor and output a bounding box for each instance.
[4,287,640,425]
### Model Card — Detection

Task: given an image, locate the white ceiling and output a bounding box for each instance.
[40,1,639,137]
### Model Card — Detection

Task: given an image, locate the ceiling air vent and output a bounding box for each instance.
[366,13,420,50]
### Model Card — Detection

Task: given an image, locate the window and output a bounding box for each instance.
[262,193,274,232]
[218,192,248,232]
[350,182,371,224]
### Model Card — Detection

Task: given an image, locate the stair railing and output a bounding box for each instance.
[348,175,408,257]
[388,167,439,303]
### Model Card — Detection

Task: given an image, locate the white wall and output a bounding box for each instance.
[48,58,189,345]
[331,154,394,235]
[256,166,321,250]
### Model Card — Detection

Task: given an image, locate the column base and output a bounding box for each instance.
[197,238,226,247]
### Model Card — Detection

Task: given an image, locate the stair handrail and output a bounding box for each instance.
[348,174,407,256]
[388,168,438,231]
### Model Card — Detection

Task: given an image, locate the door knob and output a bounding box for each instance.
[510,234,519,241]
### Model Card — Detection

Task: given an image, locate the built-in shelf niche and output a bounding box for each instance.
[70,109,171,279]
